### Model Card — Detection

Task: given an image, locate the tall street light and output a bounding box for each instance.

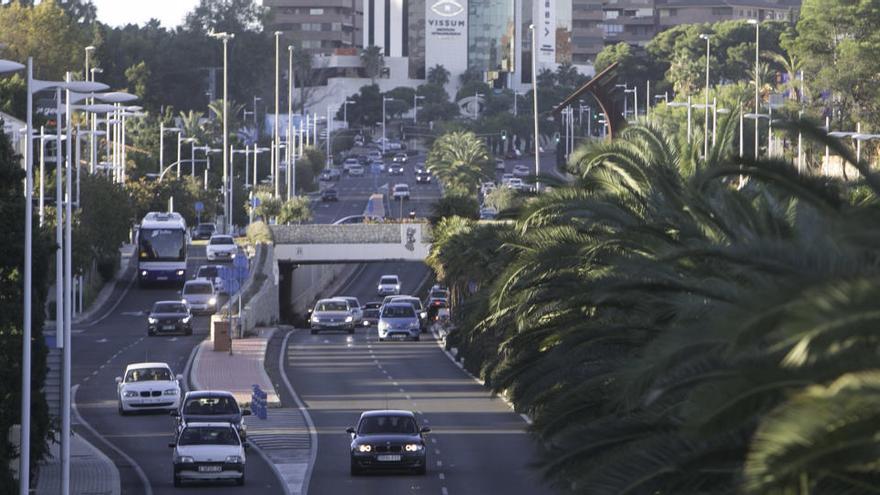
[159,123,182,175]
[382,97,395,155]
[529,24,540,191]
[287,45,294,199]
[209,31,234,232]
[274,31,283,199]
[343,98,355,128]
[747,19,760,159]
[473,91,483,120]
[84,46,95,81]
[413,94,425,123]
[699,33,711,158]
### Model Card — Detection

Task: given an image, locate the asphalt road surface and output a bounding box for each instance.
[71,244,284,495]
[280,261,554,495]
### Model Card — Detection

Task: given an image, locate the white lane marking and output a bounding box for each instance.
[280,331,319,495]
[435,449,440,455]
[399,388,405,393]
[169,337,178,342]
[442,487,449,495]
[91,371,98,376]
[431,438,437,444]
[96,338,108,343]
[82,376,90,382]
[393,381,399,386]
[71,385,153,495]
[436,460,443,467]
[520,413,533,425]
[439,473,445,480]
[405,395,411,400]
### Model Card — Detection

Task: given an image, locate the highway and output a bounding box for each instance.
[70,246,284,495]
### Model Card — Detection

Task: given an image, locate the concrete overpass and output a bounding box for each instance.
[271,223,432,263]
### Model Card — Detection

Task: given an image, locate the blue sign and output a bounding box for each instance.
[251,384,268,420]
[251,196,261,208]
[194,201,204,212]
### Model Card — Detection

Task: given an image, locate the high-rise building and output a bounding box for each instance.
[363,0,410,57]
[265,0,363,55]
[571,0,604,66]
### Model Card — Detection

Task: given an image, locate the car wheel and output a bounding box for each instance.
[173,474,181,487]
[118,403,127,416]
[185,327,192,336]
[348,327,355,335]
[350,461,362,476]
[235,473,245,486]
[147,329,155,337]
[379,337,385,342]
[310,329,318,335]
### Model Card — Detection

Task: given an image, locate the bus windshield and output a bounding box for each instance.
[139,228,186,261]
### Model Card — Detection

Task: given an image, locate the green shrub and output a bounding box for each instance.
[246,221,273,245]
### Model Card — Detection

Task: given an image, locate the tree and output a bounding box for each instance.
[360,45,385,84]
[277,196,312,224]
[183,0,266,34]
[427,64,451,86]
[339,84,383,129]
[429,194,479,223]
[384,86,414,118]
[425,131,493,195]
[252,192,281,222]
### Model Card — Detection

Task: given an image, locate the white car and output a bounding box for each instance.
[500,173,515,185]
[377,275,401,296]
[206,235,237,261]
[480,206,498,220]
[171,422,246,487]
[116,362,182,415]
[507,178,525,191]
[495,158,505,170]
[392,184,410,200]
[512,164,531,178]
[349,164,365,177]
[195,265,226,294]
[343,157,361,173]
[182,279,218,314]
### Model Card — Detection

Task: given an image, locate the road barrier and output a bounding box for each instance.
[251,384,268,419]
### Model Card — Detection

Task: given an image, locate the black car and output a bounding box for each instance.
[362,302,382,327]
[392,153,408,163]
[147,300,193,336]
[172,390,251,440]
[388,164,405,175]
[348,410,430,475]
[192,223,216,240]
[321,188,339,201]
[415,170,432,184]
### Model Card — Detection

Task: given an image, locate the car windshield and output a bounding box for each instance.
[358,415,418,435]
[197,266,218,278]
[343,298,360,308]
[430,291,447,299]
[210,236,234,245]
[138,228,186,261]
[383,305,416,318]
[380,277,398,285]
[125,367,173,382]
[178,426,239,446]
[184,283,213,295]
[197,224,214,232]
[316,301,348,312]
[153,303,187,313]
[183,396,238,415]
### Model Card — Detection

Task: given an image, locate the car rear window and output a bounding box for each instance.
[210,236,234,245]
[183,396,238,415]
[316,301,348,312]
[358,415,417,435]
[380,277,398,285]
[178,426,239,446]
[198,266,218,278]
[382,305,415,318]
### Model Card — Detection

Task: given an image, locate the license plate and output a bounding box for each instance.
[163,325,175,330]
[377,455,401,462]
[156,276,168,281]
[198,465,222,472]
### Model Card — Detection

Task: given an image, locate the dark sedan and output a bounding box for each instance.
[362,302,382,327]
[392,153,408,163]
[321,188,339,201]
[415,170,432,184]
[147,301,192,336]
[192,223,216,240]
[388,164,405,175]
[172,390,251,440]
[348,410,429,475]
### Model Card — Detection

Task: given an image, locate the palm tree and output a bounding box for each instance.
[178,109,207,144]
[427,64,450,86]
[763,49,806,101]
[360,45,384,84]
[425,131,492,195]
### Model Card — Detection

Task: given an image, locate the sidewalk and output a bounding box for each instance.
[36,433,120,495]
[189,328,314,495]
[190,327,280,406]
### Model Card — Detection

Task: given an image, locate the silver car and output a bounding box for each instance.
[377,275,401,296]
[378,303,421,342]
[337,296,363,325]
[310,298,355,334]
[181,280,217,315]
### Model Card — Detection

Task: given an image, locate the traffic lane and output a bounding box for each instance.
[286,328,443,494]
[74,248,284,494]
[333,261,552,494]
[337,261,431,304]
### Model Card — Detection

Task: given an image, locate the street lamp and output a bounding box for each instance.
[747,19,760,159]
[382,97,395,154]
[473,92,483,120]
[668,98,694,144]
[343,98,355,128]
[159,123,182,175]
[209,30,235,232]
[699,33,711,158]
[274,31,283,199]
[413,94,425,123]
[529,24,540,191]
[287,45,295,200]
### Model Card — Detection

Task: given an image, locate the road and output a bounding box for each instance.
[71,245,284,495]
[279,261,552,495]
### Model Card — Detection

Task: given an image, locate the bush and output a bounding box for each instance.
[246,221,273,245]
[430,193,479,223]
[96,256,117,282]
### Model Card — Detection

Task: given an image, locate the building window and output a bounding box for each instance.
[712,7,732,15]
[668,8,677,16]
[310,8,324,15]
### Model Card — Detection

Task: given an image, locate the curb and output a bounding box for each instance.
[278,330,318,495]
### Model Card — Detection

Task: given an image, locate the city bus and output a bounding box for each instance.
[137,211,188,286]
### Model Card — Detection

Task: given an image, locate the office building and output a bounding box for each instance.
[265,0,363,55]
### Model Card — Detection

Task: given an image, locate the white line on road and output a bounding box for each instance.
[436,460,443,467]
[442,487,449,495]
[439,472,445,480]
[280,331,318,495]
[431,438,437,444]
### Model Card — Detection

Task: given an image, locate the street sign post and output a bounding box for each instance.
[194,201,204,225]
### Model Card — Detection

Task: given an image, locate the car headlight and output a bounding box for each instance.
[345,316,353,323]
[377,285,383,291]
[311,316,320,323]
[140,270,147,277]
[395,284,401,290]
[208,297,217,305]
[123,390,138,398]
[176,270,185,276]
[363,321,371,327]
[164,388,179,396]
[148,317,157,324]
[181,299,188,305]
[357,444,372,453]
[225,455,243,464]
[420,311,427,319]
[176,456,194,464]
[404,444,423,452]
[182,315,191,324]
[378,322,388,331]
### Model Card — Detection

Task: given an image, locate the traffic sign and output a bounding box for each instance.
[251,196,261,208]
[194,201,204,212]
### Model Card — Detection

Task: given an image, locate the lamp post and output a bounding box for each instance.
[747,19,760,159]
[382,97,395,154]
[668,98,693,144]
[252,95,262,138]
[274,31,283,199]
[288,45,294,200]
[159,123,182,175]
[209,31,234,232]
[413,94,425,123]
[513,90,520,116]
[343,98,355,128]
[473,92,483,120]
[529,24,540,191]
[84,46,95,81]
[326,106,332,167]
[699,33,711,158]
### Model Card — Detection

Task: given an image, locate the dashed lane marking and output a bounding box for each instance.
[439,473,445,480]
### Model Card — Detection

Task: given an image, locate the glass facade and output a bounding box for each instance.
[468,0,516,75]
[408,0,426,79]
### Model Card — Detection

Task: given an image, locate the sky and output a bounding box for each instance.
[91,0,201,28]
